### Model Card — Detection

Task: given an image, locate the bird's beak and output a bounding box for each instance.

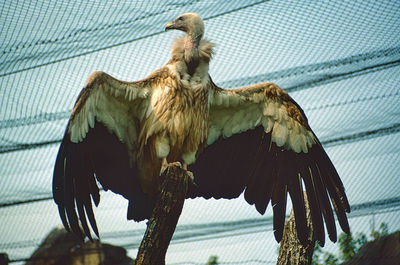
[165,21,175,31]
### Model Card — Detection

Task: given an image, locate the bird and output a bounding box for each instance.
[53,12,350,247]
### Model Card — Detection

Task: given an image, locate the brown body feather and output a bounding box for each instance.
[137,71,210,194]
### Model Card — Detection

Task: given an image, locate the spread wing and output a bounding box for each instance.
[53,70,166,240]
[188,80,350,246]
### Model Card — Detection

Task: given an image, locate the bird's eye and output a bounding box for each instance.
[178,16,184,21]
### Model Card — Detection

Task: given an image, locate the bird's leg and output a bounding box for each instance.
[159,157,182,176]
[156,135,182,176]
[181,151,197,186]
[182,162,196,185]
[160,157,169,176]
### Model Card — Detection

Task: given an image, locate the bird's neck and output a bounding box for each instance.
[183,33,201,64]
[169,32,214,77]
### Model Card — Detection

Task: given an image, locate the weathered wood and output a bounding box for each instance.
[277,192,315,265]
[135,165,189,265]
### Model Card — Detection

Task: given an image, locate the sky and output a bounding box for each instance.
[1,0,400,264]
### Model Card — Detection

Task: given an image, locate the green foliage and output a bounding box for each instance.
[370,222,388,240]
[338,233,358,262]
[312,222,389,265]
[355,232,367,249]
[323,252,339,265]
[206,255,219,265]
[312,243,339,265]
[206,221,391,265]
[311,243,322,265]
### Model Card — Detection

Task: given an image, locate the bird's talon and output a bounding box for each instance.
[186,171,196,184]
[160,161,183,176]
[169,161,182,168]
[192,180,199,187]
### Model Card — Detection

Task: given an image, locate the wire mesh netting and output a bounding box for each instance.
[1,0,399,264]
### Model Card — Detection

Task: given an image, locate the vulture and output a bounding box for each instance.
[53,13,350,246]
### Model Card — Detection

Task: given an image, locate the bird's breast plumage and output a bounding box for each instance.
[155,77,209,151]
[137,72,209,162]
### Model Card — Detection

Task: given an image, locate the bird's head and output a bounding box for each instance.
[165,13,204,41]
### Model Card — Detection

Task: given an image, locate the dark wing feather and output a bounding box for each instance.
[63,142,84,240]
[53,138,70,232]
[188,127,262,199]
[72,143,96,240]
[53,71,157,240]
[311,143,350,235]
[286,152,308,245]
[53,122,149,240]
[189,81,350,245]
[297,154,326,246]
[312,160,337,242]
[252,133,275,214]
[271,144,289,243]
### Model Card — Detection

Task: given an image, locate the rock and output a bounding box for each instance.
[26,226,134,265]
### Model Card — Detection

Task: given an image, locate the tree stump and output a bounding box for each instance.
[134,165,190,265]
[277,192,315,265]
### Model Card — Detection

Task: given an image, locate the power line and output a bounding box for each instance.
[0,1,268,78]
[0,47,398,154]
[218,46,400,89]
[120,196,400,250]
[169,259,276,265]
[2,196,399,253]
[0,196,53,208]
[0,111,70,129]
[0,122,398,208]
[1,119,399,155]
[304,91,400,112]
[285,59,400,93]
[322,123,400,148]
[1,46,398,131]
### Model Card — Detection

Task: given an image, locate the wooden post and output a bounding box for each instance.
[134,165,189,265]
[277,192,315,265]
